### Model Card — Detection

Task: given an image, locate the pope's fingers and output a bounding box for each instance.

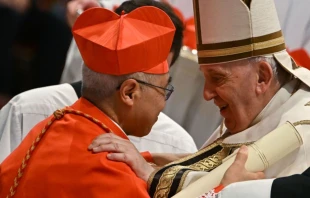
[91,141,133,153]
[256,172,265,179]
[88,133,128,149]
[107,153,132,164]
[107,153,155,182]
[99,132,123,140]
[88,136,111,150]
[92,132,119,141]
[248,171,265,180]
[234,145,248,166]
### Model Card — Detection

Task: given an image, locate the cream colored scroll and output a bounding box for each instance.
[173,122,303,198]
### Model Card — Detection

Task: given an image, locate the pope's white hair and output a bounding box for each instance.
[249,56,293,86]
[81,64,159,100]
[229,56,292,86]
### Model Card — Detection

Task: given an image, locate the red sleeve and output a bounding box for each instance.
[197,185,225,198]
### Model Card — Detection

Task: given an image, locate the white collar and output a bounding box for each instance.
[110,117,127,136]
[250,79,298,126]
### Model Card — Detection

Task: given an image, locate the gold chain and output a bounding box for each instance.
[220,141,254,148]
[293,120,310,127]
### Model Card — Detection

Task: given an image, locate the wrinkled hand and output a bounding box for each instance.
[88,133,155,182]
[221,146,265,187]
[66,0,100,27]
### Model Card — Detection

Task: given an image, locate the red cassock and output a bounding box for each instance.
[0,98,150,198]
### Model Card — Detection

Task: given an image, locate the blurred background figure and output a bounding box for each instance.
[0,0,72,108]
[274,0,310,70]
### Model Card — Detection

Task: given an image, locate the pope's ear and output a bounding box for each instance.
[255,61,273,94]
[118,79,142,106]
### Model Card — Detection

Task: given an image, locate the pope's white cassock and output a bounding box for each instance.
[194,1,310,197]
[204,78,310,178]
[146,0,310,197]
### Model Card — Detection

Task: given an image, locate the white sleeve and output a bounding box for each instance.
[98,0,126,10]
[219,179,274,198]
[0,102,22,163]
[0,102,50,163]
[60,40,83,84]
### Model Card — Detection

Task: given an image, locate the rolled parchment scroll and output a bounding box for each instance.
[173,122,303,198]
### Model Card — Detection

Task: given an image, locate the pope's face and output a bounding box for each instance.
[200,60,263,134]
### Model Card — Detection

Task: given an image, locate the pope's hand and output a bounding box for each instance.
[88,133,155,182]
[221,145,265,187]
[66,0,100,27]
